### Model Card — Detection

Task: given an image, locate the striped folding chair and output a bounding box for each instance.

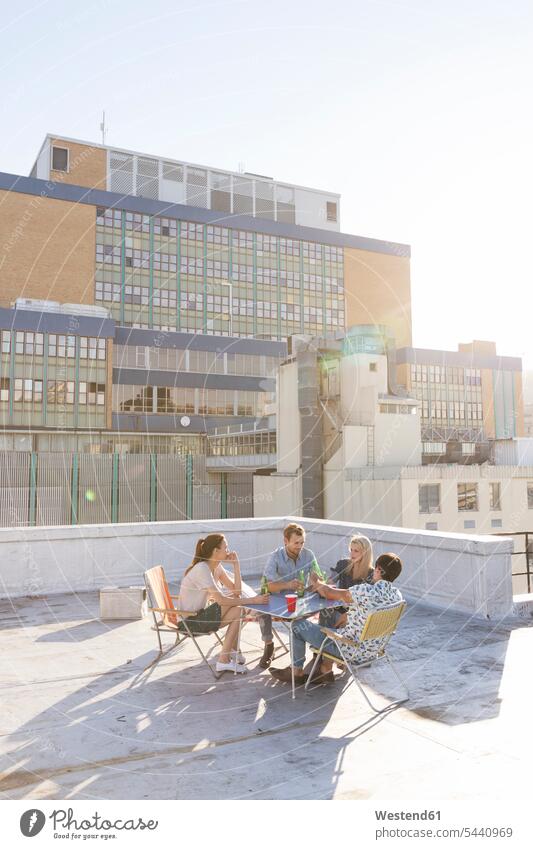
[144,565,224,680]
[305,601,409,714]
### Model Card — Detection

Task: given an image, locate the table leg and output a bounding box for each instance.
[289,622,295,700]
[236,608,243,676]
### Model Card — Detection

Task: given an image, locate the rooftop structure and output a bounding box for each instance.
[254,329,531,551]
[30,134,343,232]
[396,340,524,462]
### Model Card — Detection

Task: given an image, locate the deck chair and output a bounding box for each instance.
[144,565,225,680]
[305,601,409,714]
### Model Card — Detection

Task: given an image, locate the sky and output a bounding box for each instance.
[1,0,532,366]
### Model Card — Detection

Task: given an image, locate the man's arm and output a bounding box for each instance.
[313,580,352,604]
[263,550,301,593]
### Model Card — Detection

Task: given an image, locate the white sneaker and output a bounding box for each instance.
[216,659,247,674]
[231,649,246,664]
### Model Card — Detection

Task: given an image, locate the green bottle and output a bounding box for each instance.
[297,568,305,597]
[312,558,325,581]
[260,576,269,595]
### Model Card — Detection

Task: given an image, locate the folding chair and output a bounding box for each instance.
[305,601,409,714]
[144,565,225,680]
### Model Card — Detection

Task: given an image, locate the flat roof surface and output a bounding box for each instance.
[0,589,529,800]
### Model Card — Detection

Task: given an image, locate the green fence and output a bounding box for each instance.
[0,452,254,527]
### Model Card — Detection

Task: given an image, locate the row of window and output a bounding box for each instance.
[379,404,417,415]
[419,482,503,513]
[422,442,479,455]
[95,279,343,316]
[0,431,205,455]
[96,208,344,265]
[208,432,276,457]
[411,365,482,385]
[1,331,106,360]
[113,345,280,376]
[0,378,105,405]
[113,385,267,416]
[419,401,483,422]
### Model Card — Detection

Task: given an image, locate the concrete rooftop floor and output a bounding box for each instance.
[0,589,532,801]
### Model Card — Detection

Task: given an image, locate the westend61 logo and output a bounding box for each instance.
[20,808,159,839]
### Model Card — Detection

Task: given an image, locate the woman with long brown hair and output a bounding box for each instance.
[178,533,268,674]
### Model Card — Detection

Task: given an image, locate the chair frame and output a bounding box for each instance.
[144,566,225,680]
[305,601,409,714]
[144,566,289,679]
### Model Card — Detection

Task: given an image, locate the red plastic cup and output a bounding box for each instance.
[285,593,297,614]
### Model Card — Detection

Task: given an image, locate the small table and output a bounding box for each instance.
[240,592,344,699]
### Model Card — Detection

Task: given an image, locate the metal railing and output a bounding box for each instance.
[0,451,255,528]
[492,531,533,594]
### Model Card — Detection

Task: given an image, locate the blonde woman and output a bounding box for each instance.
[318,533,374,629]
[177,533,269,674]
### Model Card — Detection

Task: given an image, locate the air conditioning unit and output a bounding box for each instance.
[61,304,109,318]
[13,298,60,312]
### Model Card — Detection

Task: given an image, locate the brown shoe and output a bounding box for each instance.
[307,665,335,687]
[269,666,307,686]
[258,642,275,669]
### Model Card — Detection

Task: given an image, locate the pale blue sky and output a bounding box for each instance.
[1,0,532,365]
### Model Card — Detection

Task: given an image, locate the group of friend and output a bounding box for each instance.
[176,522,403,683]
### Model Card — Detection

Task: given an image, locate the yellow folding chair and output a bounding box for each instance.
[305,601,409,714]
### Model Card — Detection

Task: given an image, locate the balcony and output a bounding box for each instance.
[206,451,277,470]
[0,517,528,800]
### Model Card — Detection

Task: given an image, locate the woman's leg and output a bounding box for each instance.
[218,604,242,662]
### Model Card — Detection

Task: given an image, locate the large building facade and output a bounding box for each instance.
[0,134,412,526]
[396,341,524,464]
[254,329,532,570]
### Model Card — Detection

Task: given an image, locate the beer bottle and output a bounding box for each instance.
[260,576,269,595]
[297,568,305,598]
[311,558,325,581]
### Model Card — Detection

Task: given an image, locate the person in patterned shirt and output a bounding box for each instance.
[269,553,403,686]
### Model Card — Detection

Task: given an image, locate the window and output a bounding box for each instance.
[462,443,476,455]
[491,519,502,528]
[369,362,377,372]
[419,484,441,514]
[12,378,42,405]
[52,146,69,172]
[0,378,9,402]
[88,383,106,406]
[464,520,476,529]
[326,201,337,222]
[489,482,501,511]
[425,522,438,531]
[423,442,446,455]
[458,483,478,511]
[527,483,533,509]
[1,331,11,354]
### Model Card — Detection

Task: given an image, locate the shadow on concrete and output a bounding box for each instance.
[36,620,130,642]
[1,590,529,800]
[0,642,376,800]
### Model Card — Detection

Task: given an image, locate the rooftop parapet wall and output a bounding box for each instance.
[0,516,513,620]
